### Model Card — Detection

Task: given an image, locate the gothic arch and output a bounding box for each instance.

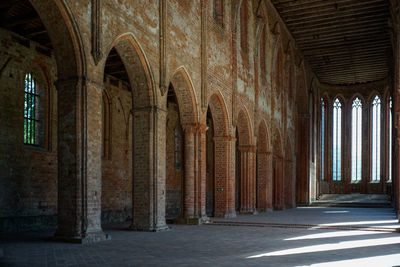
[170,67,199,125]
[30,0,85,79]
[237,108,253,145]
[258,120,270,154]
[104,33,155,107]
[208,91,230,137]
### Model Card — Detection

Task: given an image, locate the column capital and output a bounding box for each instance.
[237,145,257,153]
[181,123,207,134]
[213,135,236,142]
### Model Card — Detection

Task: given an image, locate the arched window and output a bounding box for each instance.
[320,98,326,181]
[240,0,248,52]
[213,0,223,25]
[332,98,342,181]
[24,73,40,145]
[388,97,392,181]
[371,95,381,181]
[351,97,362,181]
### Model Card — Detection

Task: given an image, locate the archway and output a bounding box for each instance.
[101,34,165,232]
[0,0,101,239]
[101,46,133,226]
[166,68,202,222]
[207,92,233,217]
[257,121,272,211]
[235,109,255,213]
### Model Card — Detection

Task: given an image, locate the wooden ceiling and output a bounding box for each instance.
[272,0,392,85]
[0,0,52,49]
[104,48,131,90]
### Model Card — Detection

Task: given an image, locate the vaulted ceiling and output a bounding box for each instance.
[272,0,392,85]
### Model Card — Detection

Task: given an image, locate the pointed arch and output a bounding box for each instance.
[29,0,85,79]
[169,67,199,125]
[257,120,270,154]
[237,108,253,145]
[103,33,156,107]
[208,91,230,137]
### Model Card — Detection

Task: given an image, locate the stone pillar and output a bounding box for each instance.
[55,77,106,243]
[130,106,168,232]
[238,145,256,213]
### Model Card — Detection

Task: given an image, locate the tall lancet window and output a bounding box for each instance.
[371,95,381,181]
[333,98,342,181]
[389,97,392,181]
[351,97,362,181]
[320,98,326,181]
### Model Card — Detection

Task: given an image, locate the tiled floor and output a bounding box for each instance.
[1,207,400,266]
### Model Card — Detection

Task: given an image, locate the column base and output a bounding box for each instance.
[129,222,170,232]
[53,231,110,244]
[239,208,256,214]
[174,217,208,225]
[223,209,237,218]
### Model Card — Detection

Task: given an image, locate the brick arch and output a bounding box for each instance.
[30,0,84,79]
[257,120,270,153]
[237,108,252,145]
[208,92,229,137]
[170,68,199,125]
[104,33,155,107]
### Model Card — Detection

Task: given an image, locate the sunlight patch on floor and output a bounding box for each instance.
[294,253,400,267]
[246,236,400,258]
[284,230,384,241]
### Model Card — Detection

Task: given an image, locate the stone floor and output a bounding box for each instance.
[1,207,400,266]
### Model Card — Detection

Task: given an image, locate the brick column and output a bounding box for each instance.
[183,124,196,220]
[197,124,207,219]
[238,145,256,214]
[130,106,168,232]
[284,159,294,209]
[257,151,272,211]
[55,77,106,243]
[179,123,208,224]
[213,135,237,217]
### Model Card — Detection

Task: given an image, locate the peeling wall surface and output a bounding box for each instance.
[4,0,397,241]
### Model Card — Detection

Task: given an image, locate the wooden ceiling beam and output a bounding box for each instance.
[284,2,387,23]
[303,42,391,55]
[299,35,389,50]
[277,0,383,17]
[296,26,385,42]
[291,17,387,35]
[276,0,364,12]
[287,10,388,29]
